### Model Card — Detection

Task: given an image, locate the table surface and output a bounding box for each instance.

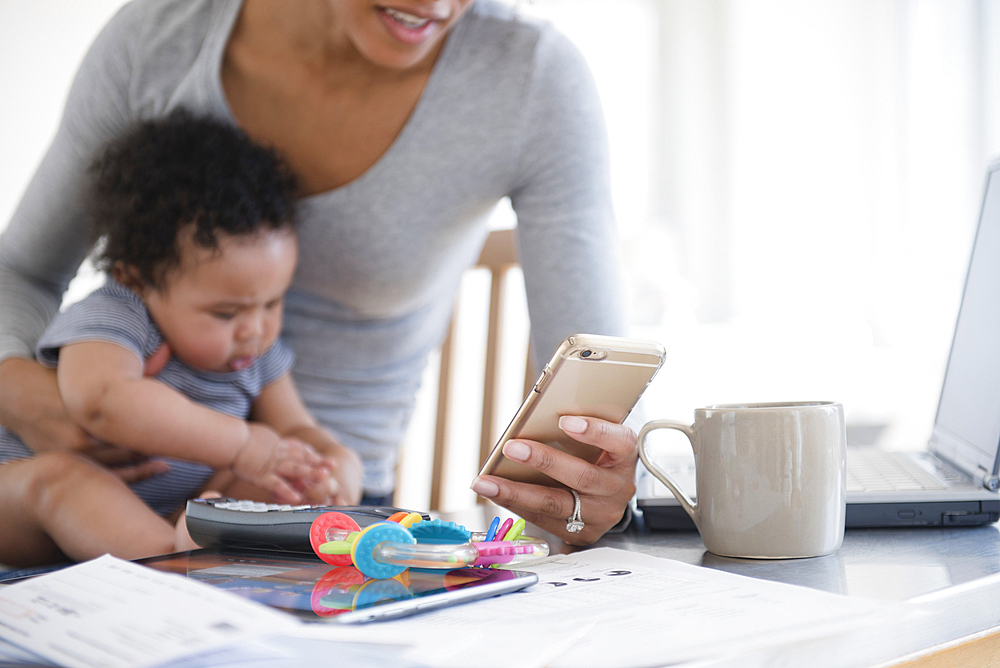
[608,514,1000,666]
[7,506,998,667]
[597,513,1000,602]
[448,505,1000,667]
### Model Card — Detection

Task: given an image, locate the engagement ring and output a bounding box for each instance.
[566,489,584,533]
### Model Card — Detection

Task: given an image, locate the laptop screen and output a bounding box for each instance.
[934,165,1000,467]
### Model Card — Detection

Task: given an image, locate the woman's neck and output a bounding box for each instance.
[221,0,448,194]
[232,0,440,88]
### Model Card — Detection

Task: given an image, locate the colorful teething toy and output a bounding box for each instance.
[309,512,548,579]
[310,565,418,617]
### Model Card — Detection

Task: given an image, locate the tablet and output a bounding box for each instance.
[135,548,538,624]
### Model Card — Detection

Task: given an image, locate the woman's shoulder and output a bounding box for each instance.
[115,0,231,38]
[88,0,239,114]
[98,0,229,57]
[463,0,549,37]
[454,1,588,76]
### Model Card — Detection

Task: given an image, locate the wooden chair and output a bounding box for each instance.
[428,228,534,510]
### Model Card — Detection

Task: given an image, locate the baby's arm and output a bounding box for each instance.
[251,373,364,505]
[56,340,322,503]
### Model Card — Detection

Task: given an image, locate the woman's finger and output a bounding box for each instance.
[83,443,149,467]
[472,476,627,545]
[109,459,171,483]
[497,437,627,497]
[470,415,639,544]
[557,416,639,465]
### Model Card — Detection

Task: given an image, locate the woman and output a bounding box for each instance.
[0,0,634,544]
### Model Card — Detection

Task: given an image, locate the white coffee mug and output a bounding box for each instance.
[638,401,847,559]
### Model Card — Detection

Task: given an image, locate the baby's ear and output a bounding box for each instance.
[112,263,144,292]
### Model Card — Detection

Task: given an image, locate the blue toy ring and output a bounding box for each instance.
[351,522,415,579]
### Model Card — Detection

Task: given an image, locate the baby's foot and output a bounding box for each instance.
[174,490,223,551]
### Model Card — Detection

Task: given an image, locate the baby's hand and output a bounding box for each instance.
[301,444,364,506]
[231,424,328,503]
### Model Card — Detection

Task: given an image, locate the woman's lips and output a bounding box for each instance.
[377,6,441,45]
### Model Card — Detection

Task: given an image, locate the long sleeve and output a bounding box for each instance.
[508,25,627,369]
[0,3,140,363]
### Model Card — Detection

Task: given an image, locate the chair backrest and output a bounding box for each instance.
[429,228,533,510]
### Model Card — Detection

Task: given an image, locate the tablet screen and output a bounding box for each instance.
[136,548,537,623]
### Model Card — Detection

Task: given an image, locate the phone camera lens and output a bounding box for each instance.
[581,350,592,358]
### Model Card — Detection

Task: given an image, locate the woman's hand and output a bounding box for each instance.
[80,442,171,482]
[0,357,96,453]
[0,346,173,483]
[470,415,637,545]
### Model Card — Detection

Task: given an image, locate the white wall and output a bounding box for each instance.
[0,1,127,230]
[525,0,1000,455]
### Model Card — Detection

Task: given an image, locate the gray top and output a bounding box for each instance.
[0,280,294,515]
[0,0,626,495]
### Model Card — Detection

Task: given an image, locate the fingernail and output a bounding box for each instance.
[503,440,530,462]
[471,476,499,498]
[559,415,587,434]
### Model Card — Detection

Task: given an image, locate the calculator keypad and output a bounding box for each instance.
[209,499,313,512]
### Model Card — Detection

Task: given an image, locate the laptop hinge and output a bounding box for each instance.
[977,466,1000,492]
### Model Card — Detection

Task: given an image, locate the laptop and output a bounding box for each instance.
[637,160,1000,530]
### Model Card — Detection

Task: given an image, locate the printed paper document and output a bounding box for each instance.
[0,554,300,668]
[294,547,905,668]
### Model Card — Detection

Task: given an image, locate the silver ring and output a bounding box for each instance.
[566,489,584,533]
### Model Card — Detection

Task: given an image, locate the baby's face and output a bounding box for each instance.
[142,227,298,374]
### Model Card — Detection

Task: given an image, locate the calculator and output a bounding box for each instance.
[184,498,431,553]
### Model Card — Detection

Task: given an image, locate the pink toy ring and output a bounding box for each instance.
[310,512,362,566]
[310,566,366,616]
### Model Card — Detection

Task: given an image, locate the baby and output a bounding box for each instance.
[0,111,362,567]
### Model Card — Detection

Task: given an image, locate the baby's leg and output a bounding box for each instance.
[173,490,222,551]
[168,474,277,553]
[0,452,177,566]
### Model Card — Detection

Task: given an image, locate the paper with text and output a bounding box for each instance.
[297,547,907,668]
[0,554,301,668]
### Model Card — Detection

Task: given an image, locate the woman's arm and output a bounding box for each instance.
[481,26,634,543]
[57,340,324,503]
[0,358,96,453]
[508,27,627,364]
[0,5,141,449]
[0,348,172,484]
[251,374,364,505]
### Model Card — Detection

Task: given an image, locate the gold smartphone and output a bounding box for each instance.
[477,333,666,487]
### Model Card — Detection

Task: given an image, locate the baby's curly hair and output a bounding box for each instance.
[89,110,299,289]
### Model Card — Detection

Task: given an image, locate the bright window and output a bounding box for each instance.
[523,0,1000,451]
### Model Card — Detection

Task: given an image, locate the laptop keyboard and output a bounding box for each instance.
[847,450,969,493]
[644,450,977,496]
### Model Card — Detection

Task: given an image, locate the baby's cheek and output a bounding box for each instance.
[175,334,233,372]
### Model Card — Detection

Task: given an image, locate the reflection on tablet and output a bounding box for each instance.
[137,548,537,623]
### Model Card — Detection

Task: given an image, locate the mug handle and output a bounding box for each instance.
[637,420,698,522]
